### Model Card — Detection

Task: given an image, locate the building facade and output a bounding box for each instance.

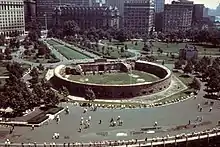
[90,0,107,7]
[179,45,198,60]
[24,0,36,30]
[203,7,209,18]
[0,0,25,36]
[163,1,193,32]
[124,0,155,35]
[192,4,204,27]
[155,0,164,32]
[53,6,119,30]
[36,0,90,30]
[155,0,164,13]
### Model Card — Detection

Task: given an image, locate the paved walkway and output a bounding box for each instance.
[1,77,220,144]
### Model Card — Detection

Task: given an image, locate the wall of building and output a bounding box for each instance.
[53,6,119,30]
[36,0,90,29]
[51,61,172,100]
[163,1,193,32]
[0,0,25,36]
[124,0,155,35]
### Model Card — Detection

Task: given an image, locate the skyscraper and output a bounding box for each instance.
[0,0,25,36]
[155,0,164,13]
[155,0,165,31]
[124,0,155,34]
[163,0,194,32]
[192,4,204,27]
[24,0,36,30]
[36,0,90,29]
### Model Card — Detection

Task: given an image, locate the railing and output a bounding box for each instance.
[2,127,220,147]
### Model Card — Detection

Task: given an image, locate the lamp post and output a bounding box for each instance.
[44,13,48,31]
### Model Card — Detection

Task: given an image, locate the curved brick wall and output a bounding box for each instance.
[51,60,172,99]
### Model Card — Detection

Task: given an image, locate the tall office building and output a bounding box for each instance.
[24,0,36,30]
[155,0,165,31]
[0,0,25,36]
[163,0,193,32]
[36,0,90,30]
[192,4,204,27]
[155,0,164,13]
[203,7,209,17]
[124,0,155,34]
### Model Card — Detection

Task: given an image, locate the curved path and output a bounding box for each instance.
[1,78,220,144]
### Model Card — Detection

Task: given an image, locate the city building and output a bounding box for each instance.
[192,4,204,26]
[163,0,194,32]
[155,0,165,32]
[36,0,90,30]
[90,0,107,7]
[24,0,36,30]
[155,0,164,13]
[53,6,120,30]
[106,0,125,17]
[124,0,155,35]
[106,0,125,27]
[0,0,25,36]
[179,45,198,60]
[203,7,209,18]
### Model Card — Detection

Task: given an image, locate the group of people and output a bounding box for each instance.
[197,103,213,112]
[110,116,123,127]
[79,116,92,132]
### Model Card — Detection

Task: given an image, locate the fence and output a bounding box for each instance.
[2,127,220,147]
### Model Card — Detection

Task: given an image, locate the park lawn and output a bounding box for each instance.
[173,72,193,86]
[97,45,134,58]
[103,40,220,55]
[68,70,159,85]
[157,72,195,103]
[47,40,92,60]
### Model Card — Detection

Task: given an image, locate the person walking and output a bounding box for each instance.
[209,107,212,112]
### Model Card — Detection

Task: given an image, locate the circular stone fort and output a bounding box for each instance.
[51,60,172,99]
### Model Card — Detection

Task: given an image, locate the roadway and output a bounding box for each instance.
[1,77,220,144]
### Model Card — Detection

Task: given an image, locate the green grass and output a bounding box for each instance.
[157,72,195,103]
[103,40,220,55]
[173,72,193,86]
[68,70,159,85]
[47,40,92,60]
[97,44,135,58]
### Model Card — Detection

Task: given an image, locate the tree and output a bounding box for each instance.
[6,63,25,79]
[190,78,201,90]
[63,20,80,36]
[115,29,127,42]
[120,47,125,53]
[30,67,39,78]
[142,44,150,52]
[174,60,182,69]
[28,30,39,42]
[84,88,96,101]
[125,44,128,50]
[37,64,44,71]
[0,53,4,60]
[184,61,193,74]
